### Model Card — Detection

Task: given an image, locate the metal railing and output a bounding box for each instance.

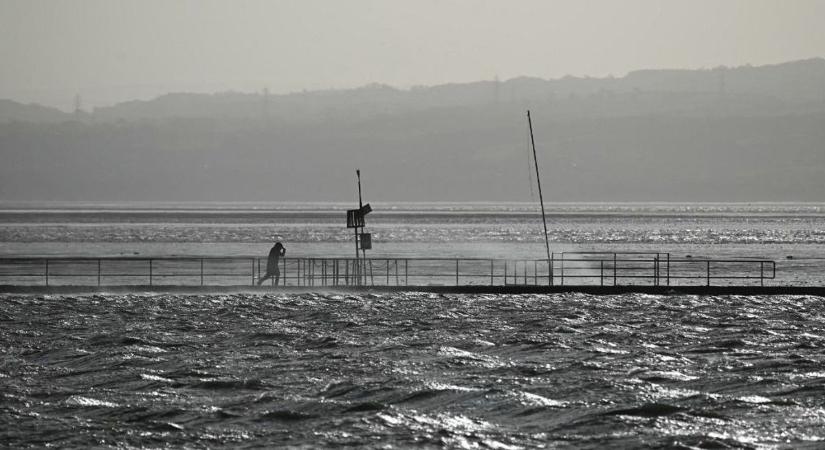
[0,253,776,287]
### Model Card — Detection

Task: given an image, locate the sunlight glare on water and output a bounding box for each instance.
[2,292,825,448]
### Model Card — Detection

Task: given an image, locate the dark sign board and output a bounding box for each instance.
[346,209,365,228]
[360,233,372,250]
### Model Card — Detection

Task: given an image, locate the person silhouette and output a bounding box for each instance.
[257,242,286,286]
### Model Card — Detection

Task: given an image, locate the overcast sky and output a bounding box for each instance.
[2,0,824,110]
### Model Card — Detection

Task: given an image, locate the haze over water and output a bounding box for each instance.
[1,202,825,447]
[3,1,825,446]
[1,201,824,285]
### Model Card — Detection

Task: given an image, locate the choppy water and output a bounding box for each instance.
[3,201,825,285]
[2,202,825,245]
[3,292,825,448]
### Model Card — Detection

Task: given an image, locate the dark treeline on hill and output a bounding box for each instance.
[1,58,824,202]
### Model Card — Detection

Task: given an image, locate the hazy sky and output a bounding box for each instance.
[2,0,824,110]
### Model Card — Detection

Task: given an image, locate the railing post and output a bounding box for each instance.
[613,253,617,286]
[201,259,204,286]
[98,259,101,286]
[456,260,459,285]
[653,256,658,286]
[504,260,508,285]
[550,253,554,286]
[706,260,711,286]
[667,253,670,286]
[534,260,538,285]
[760,261,764,287]
[560,255,564,286]
[523,261,527,285]
[386,260,390,285]
[405,259,409,285]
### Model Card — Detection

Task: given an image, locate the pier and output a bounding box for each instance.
[0,252,776,289]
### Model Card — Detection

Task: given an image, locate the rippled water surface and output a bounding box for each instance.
[3,292,825,448]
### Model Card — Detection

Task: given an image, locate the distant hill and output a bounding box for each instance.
[1,58,824,202]
[1,58,824,124]
[87,58,825,121]
[0,99,72,123]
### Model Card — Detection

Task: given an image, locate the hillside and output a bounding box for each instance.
[0,59,823,202]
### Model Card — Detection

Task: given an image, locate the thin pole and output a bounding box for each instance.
[707,261,711,286]
[354,169,363,286]
[357,169,363,209]
[613,253,617,286]
[527,110,552,286]
[760,261,764,287]
[354,227,360,285]
[357,169,366,285]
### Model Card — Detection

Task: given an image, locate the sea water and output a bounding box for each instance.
[1,202,825,447]
[1,201,824,284]
[3,292,825,448]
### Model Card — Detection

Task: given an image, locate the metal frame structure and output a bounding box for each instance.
[0,253,776,287]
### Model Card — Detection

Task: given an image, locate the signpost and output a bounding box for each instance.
[347,169,372,285]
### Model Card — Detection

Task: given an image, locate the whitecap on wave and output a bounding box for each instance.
[66,395,119,408]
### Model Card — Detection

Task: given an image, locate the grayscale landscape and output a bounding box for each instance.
[2,1,824,448]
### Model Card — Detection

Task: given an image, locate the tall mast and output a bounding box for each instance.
[356,169,366,266]
[527,110,553,285]
[357,169,363,209]
[355,170,361,283]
